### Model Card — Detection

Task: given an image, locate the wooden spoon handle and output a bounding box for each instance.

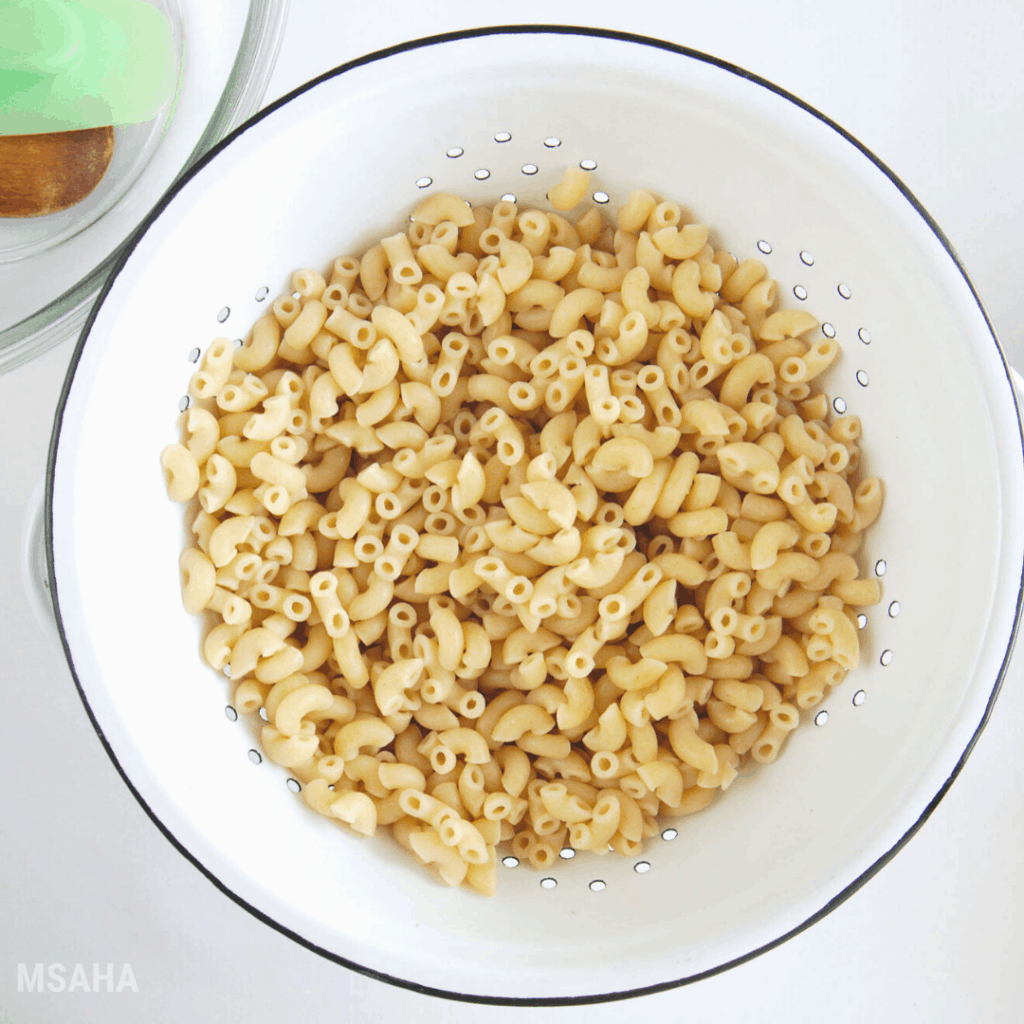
[0,126,115,218]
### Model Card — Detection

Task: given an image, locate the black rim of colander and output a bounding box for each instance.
[44,24,1024,1007]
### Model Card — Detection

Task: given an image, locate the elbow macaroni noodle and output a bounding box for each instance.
[163,173,884,895]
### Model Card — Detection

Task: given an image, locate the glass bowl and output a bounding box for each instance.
[0,0,290,374]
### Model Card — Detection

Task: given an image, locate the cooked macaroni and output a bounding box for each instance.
[164,175,883,895]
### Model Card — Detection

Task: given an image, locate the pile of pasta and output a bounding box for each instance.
[161,168,883,895]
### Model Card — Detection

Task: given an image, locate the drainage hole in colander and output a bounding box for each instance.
[286,778,301,793]
[856,370,869,387]
[593,191,610,204]
[177,395,190,412]
[589,880,606,892]
[661,828,678,841]
[446,147,464,159]
[501,856,519,868]
[857,613,868,629]
[232,338,243,349]
[540,877,557,889]
[474,168,490,181]
[521,163,538,176]
[255,285,269,302]
[580,158,598,170]
[757,239,772,254]
[888,601,901,617]
[501,193,516,203]
[799,250,815,266]
[544,137,562,148]
[814,710,829,726]
[415,176,432,189]
[222,665,231,677]
[858,328,871,344]
[875,559,887,576]
[880,649,894,666]
[559,848,576,860]
[838,283,853,299]
[793,285,808,301]
[822,322,836,338]
[217,306,230,323]
[833,397,847,414]
[224,705,238,722]
[634,861,651,874]
[188,347,200,363]
[247,749,262,765]
[853,689,867,706]
[259,707,268,721]
[494,132,512,143]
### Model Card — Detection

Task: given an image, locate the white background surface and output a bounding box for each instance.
[2,2,1023,1021]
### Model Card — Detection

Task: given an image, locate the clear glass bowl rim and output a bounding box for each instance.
[0,0,291,375]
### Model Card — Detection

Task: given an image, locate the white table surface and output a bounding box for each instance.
[2,2,1023,1021]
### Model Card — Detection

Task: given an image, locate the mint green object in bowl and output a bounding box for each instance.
[0,0,176,134]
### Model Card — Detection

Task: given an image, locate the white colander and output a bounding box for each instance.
[44,26,1024,1005]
